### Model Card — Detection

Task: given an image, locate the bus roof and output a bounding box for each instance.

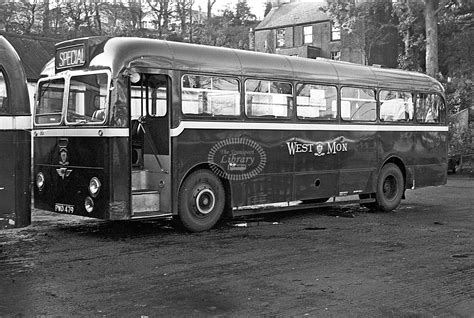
[52,37,444,94]
[0,35,30,115]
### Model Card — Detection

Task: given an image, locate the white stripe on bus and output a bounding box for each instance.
[170,121,449,137]
[33,128,129,137]
[31,122,449,138]
[0,116,32,130]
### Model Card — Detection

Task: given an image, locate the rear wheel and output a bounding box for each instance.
[374,163,404,211]
[177,170,225,232]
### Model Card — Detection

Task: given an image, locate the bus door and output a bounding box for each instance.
[0,36,31,229]
[130,73,171,217]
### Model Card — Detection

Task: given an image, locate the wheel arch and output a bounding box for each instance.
[380,155,408,196]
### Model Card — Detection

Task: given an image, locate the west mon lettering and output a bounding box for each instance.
[286,141,348,156]
[57,45,85,69]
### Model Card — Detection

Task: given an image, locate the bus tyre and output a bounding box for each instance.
[178,170,225,232]
[374,163,404,212]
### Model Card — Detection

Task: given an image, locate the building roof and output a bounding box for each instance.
[0,32,56,82]
[255,1,329,31]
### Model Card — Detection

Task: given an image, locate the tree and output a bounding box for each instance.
[194,0,258,49]
[438,0,473,113]
[207,0,217,20]
[175,0,195,41]
[323,0,399,66]
[264,2,272,17]
[146,0,172,39]
[392,1,426,72]
[423,0,439,77]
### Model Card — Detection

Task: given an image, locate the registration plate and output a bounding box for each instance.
[55,203,75,214]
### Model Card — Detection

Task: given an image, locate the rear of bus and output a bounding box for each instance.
[33,38,130,220]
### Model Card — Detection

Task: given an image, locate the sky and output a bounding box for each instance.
[193,0,268,20]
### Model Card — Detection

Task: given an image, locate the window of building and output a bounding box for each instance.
[330,51,341,61]
[303,26,313,44]
[245,79,293,118]
[416,93,445,124]
[181,74,240,116]
[379,90,413,122]
[276,28,286,48]
[331,22,341,41]
[296,83,337,120]
[341,87,376,121]
[0,70,8,114]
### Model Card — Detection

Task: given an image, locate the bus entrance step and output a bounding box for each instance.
[132,190,160,214]
[132,169,151,191]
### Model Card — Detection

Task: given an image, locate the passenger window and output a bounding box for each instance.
[416,93,445,124]
[0,70,8,114]
[296,83,337,120]
[341,87,376,121]
[380,90,413,122]
[181,74,240,116]
[245,79,292,118]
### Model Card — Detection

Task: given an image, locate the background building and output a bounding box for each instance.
[254,0,397,67]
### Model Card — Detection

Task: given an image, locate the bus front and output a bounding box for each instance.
[33,38,130,220]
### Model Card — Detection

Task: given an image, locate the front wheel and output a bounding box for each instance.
[177,170,225,232]
[374,163,404,212]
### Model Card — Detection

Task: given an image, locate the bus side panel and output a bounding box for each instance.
[412,131,448,188]
[291,130,339,200]
[378,130,415,184]
[174,129,294,208]
[0,130,31,228]
[337,130,378,195]
[238,129,294,206]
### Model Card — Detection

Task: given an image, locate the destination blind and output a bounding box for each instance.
[56,44,86,70]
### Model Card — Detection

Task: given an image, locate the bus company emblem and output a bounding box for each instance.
[286,138,348,157]
[57,147,72,179]
[208,138,267,181]
[59,148,69,166]
[315,142,325,157]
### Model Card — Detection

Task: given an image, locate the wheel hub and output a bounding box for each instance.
[383,176,397,200]
[195,187,216,215]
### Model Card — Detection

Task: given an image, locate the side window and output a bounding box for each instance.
[416,93,445,124]
[296,83,337,120]
[0,70,8,114]
[181,74,240,116]
[245,79,292,118]
[341,87,376,121]
[131,74,167,119]
[379,90,414,122]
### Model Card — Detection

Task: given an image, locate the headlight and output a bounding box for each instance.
[85,196,94,213]
[36,172,45,190]
[88,177,101,197]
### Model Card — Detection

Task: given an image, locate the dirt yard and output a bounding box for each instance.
[1,175,473,317]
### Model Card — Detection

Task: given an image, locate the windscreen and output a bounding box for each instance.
[35,78,65,125]
[35,72,109,126]
[67,73,108,124]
